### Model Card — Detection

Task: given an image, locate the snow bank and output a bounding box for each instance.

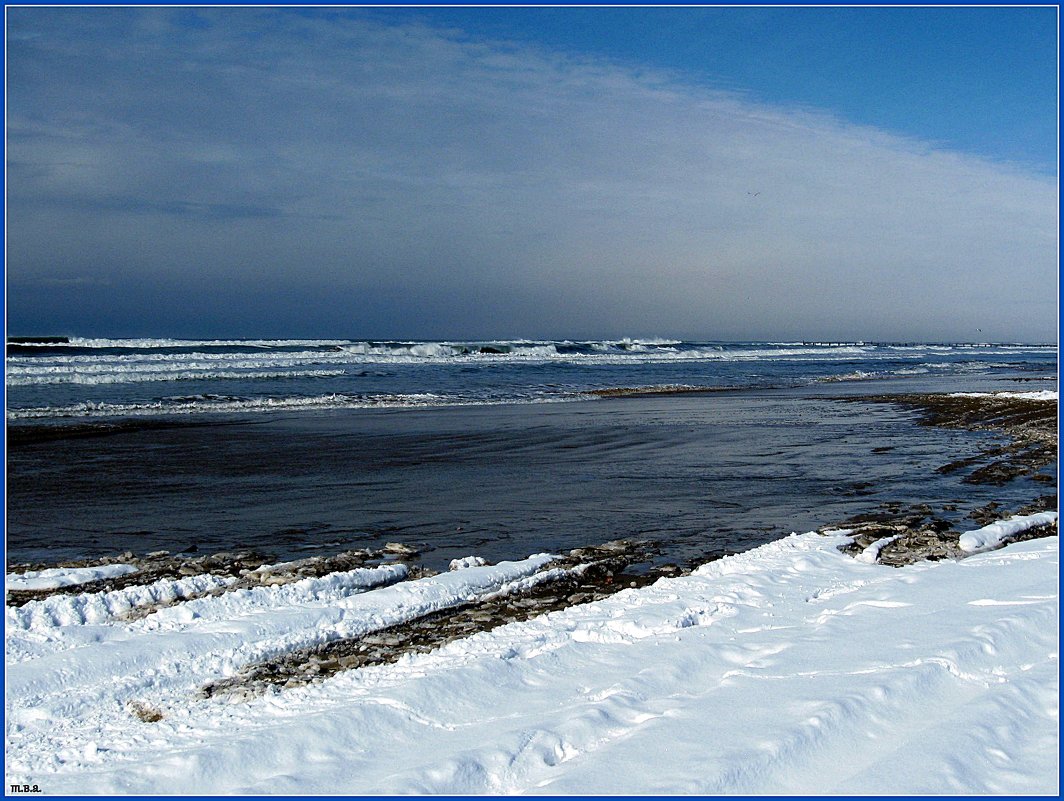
[135,564,411,633]
[6,563,139,591]
[5,555,557,765]
[5,573,237,632]
[5,533,1057,795]
[958,511,1058,553]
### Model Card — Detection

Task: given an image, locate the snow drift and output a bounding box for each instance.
[4,529,1057,795]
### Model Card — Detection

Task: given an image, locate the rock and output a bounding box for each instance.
[382,542,419,556]
[597,540,635,553]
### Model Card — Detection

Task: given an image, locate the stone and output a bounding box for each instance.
[383,542,419,556]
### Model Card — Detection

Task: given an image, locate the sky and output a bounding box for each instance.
[5,6,1059,342]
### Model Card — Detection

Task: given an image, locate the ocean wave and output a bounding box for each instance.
[9,337,354,349]
[8,339,1053,366]
[336,341,565,359]
[5,369,346,386]
[587,384,734,397]
[6,343,1053,392]
[6,351,348,368]
[814,371,880,383]
[813,363,981,383]
[7,342,897,371]
[5,391,586,420]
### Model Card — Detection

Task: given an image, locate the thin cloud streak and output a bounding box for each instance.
[6,9,1057,341]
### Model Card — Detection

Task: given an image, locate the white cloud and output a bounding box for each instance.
[6,10,1057,341]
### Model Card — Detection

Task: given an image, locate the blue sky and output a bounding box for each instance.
[6,6,1058,342]
[378,6,1058,173]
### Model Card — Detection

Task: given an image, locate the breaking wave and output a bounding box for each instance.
[6,391,585,420]
[5,369,346,386]
[9,337,354,350]
[6,338,1054,423]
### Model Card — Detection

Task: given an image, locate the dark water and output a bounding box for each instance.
[6,371,1055,571]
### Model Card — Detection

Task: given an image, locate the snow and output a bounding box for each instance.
[958,511,1059,553]
[949,390,1058,401]
[853,532,901,563]
[5,557,549,698]
[449,556,488,571]
[4,533,1057,795]
[6,573,237,632]
[6,563,139,591]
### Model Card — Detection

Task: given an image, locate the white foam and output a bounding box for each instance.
[16,337,354,349]
[950,390,1058,401]
[7,350,345,367]
[7,341,1056,392]
[8,341,1055,421]
[5,369,346,386]
[6,391,583,419]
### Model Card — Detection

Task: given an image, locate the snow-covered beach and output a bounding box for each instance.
[6,386,1058,795]
[6,2,1058,793]
[5,517,1058,795]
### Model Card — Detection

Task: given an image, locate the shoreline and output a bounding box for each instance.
[822,390,1057,566]
[8,389,1057,613]
[853,391,1057,484]
[5,389,1058,795]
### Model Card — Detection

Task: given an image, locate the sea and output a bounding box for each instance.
[6,337,1058,569]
